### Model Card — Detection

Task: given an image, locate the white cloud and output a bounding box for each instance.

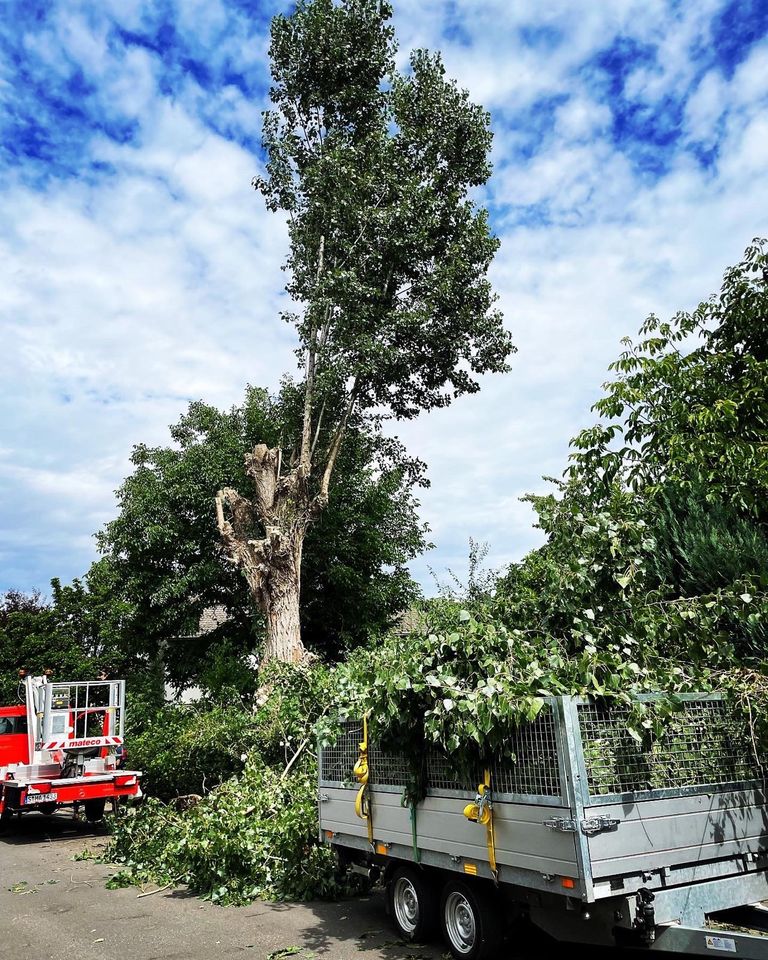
[104,46,158,118]
[684,69,728,146]
[555,97,612,141]
[52,9,112,77]
[1,0,768,595]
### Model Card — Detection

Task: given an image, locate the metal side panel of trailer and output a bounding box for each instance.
[586,788,768,881]
[319,694,768,910]
[569,695,768,904]
[321,786,581,890]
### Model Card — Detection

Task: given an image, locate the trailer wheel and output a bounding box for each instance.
[387,865,437,943]
[440,879,503,960]
[84,798,106,823]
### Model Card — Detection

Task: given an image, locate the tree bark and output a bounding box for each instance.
[216,382,355,663]
[264,548,304,663]
[216,444,310,664]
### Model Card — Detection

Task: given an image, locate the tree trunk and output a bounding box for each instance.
[216,451,310,665]
[263,540,305,664]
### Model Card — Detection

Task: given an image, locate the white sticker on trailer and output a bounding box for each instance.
[25,793,57,805]
[706,935,736,952]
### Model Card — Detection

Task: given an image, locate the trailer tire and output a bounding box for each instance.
[84,798,106,823]
[440,879,503,960]
[387,865,438,943]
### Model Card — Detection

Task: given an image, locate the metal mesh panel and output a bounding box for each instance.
[319,711,562,798]
[319,720,362,783]
[579,698,765,797]
[424,750,479,792]
[369,712,562,797]
[368,744,411,786]
[492,711,562,797]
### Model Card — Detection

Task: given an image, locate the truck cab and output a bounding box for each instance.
[0,706,29,769]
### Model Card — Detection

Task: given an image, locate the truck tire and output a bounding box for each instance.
[84,798,106,823]
[440,879,503,960]
[387,865,438,943]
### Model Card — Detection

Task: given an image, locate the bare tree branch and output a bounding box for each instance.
[315,385,357,509]
[299,234,325,478]
[244,446,280,520]
[317,302,334,352]
[310,396,327,459]
[216,487,254,535]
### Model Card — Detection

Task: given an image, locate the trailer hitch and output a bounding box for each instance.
[633,888,656,945]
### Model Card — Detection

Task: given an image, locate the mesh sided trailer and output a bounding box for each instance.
[319,694,768,957]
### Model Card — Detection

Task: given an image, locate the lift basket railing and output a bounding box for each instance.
[38,680,125,751]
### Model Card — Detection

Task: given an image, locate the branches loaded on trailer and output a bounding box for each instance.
[319,694,768,958]
[0,674,141,827]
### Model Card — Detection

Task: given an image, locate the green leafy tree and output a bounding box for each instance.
[0,581,98,704]
[568,238,768,515]
[49,559,136,668]
[216,0,513,662]
[648,487,768,597]
[328,243,768,783]
[99,385,429,688]
[0,571,138,702]
[0,591,58,702]
[497,239,768,663]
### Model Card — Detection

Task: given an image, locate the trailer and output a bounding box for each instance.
[0,674,141,826]
[319,694,768,958]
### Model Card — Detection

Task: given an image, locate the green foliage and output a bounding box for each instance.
[496,485,767,665]
[107,662,343,903]
[106,762,340,904]
[648,487,768,597]
[581,698,757,796]
[0,571,157,704]
[128,662,333,799]
[325,242,768,783]
[568,238,768,516]
[98,385,428,686]
[0,591,75,702]
[127,703,259,800]
[496,241,768,665]
[324,602,712,790]
[247,661,335,767]
[430,538,499,604]
[258,0,513,424]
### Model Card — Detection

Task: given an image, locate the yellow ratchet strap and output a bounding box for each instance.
[462,768,498,882]
[353,714,374,844]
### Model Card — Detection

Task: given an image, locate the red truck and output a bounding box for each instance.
[0,674,141,827]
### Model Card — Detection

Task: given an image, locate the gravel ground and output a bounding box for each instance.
[0,811,624,960]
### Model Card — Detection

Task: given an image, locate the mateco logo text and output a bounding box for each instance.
[43,735,123,750]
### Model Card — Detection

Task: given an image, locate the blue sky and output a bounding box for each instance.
[1,0,768,595]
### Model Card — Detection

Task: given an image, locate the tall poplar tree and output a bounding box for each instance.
[216,0,513,662]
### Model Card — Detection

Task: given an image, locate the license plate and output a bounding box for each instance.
[706,936,736,953]
[25,792,57,805]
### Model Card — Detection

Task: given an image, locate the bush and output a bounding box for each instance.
[127,702,261,799]
[127,662,333,800]
[108,662,343,903]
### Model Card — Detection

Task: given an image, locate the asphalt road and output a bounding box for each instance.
[0,812,621,960]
